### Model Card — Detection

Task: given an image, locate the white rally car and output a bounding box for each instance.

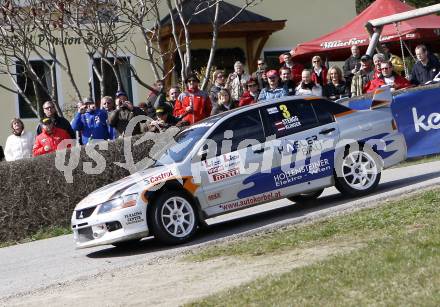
[71,96,406,248]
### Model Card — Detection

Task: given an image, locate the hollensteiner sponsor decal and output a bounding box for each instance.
[274,158,330,187]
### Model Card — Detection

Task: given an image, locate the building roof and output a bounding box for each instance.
[160,0,272,26]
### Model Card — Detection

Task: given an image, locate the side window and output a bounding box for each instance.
[262,101,319,138]
[208,109,265,155]
[311,99,352,124]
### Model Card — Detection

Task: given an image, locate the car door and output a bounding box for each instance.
[195,109,266,215]
[238,98,341,198]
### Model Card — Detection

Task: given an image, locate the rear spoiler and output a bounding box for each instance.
[370,85,393,109]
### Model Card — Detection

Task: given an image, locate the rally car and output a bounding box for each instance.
[71,95,406,248]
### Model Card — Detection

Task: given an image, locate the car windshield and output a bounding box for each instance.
[156,116,221,165]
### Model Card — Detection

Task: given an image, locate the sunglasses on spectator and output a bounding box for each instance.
[313,60,321,63]
[44,106,55,110]
[248,83,258,87]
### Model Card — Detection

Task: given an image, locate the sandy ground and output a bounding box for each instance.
[2,241,364,306]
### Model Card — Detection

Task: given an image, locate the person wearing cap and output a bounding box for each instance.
[4,118,34,161]
[295,69,323,97]
[239,78,260,107]
[381,43,404,76]
[279,67,296,96]
[173,73,212,125]
[72,97,110,144]
[33,117,72,156]
[108,97,147,136]
[147,107,179,133]
[351,55,374,97]
[115,90,128,104]
[226,61,250,104]
[343,45,361,87]
[257,70,288,102]
[36,100,75,139]
[281,52,304,86]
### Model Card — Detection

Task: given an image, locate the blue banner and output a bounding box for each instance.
[391,87,440,158]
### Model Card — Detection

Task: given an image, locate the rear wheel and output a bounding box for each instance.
[334,144,382,196]
[150,190,198,245]
[287,188,324,203]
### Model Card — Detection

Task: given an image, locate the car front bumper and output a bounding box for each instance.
[71,198,149,249]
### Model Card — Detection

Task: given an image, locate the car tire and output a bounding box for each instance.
[287,188,324,203]
[150,190,198,245]
[334,143,382,197]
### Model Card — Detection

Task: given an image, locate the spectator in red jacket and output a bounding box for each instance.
[173,73,212,125]
[281,52,304,86]
[311,55,328,86]
[366,62,412,93]
[239,78,260,107]
[33,117,72,156]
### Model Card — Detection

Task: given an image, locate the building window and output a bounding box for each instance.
[92,57,132,102]
[263,50,289,70]
[16,60,56,118]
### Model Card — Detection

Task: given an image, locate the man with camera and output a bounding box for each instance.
[108,91,147,137]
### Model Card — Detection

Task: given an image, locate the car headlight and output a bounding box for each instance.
[97,194,138,214]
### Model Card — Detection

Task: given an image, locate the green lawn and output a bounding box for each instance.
[186,188,440,306]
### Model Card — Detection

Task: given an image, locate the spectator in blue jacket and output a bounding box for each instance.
[257,70,288,102]
[72,97,110,144]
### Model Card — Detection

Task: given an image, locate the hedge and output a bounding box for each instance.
[0,128,178,243]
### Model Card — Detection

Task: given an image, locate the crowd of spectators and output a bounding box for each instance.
[2,44,440,162]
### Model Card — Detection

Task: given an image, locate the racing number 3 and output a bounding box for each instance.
[279,104,291,119]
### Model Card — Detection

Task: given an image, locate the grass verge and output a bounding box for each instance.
[186,188,440,306]
[0,226,72,248]
[394,154,440,168]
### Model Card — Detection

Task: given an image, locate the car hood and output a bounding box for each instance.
[75,164,178,210]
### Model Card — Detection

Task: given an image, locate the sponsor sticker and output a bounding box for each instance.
[208,192,221,201]
[266,107,279,114]
[144,171,173,185]
[124,211,144,225]
[203,152,242,182]
[219,191,281,211]
[211,167,240,182]
[273,158,330,187]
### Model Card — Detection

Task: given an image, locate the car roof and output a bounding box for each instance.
[196,96,330,125]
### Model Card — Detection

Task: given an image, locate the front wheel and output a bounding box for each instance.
[334,144,382,197]
[287,188,324,203]
[150,190,198,245]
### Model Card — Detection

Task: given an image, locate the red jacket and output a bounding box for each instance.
[239,90,258,107]
[32,127,71,156]
[311,66,328,86]
[173,88,212,124]
[365,74,412,93]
